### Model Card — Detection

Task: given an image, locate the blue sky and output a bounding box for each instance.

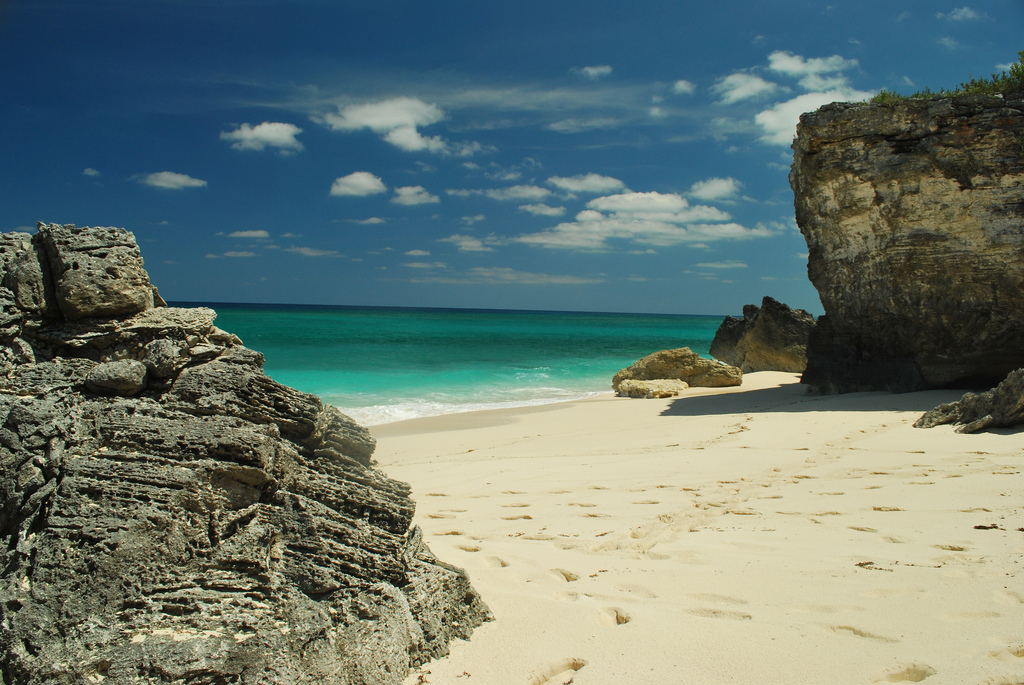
[2,1,1021,315]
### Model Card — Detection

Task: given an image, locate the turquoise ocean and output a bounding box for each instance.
[194,304,723,426]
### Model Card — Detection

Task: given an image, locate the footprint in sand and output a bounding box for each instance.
[457,544,481,553]
[548,568,580,582]
[874,663,935,682]
[616,583,657,599]
[830,625,898,643]
[598,607,631,626]
[436,529,464,536]
[502,503,532,508]
[988,643,1024,661]
[484,556,509,568]
[528,658,587,685]
[685,607,752,620]
[567,502,597,508]
[502,514,534,520]
[993,589,1024,605]
[426,513,456,519]
[690,593,748,606]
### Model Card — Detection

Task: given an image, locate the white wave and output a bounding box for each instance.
[337,389,610,426]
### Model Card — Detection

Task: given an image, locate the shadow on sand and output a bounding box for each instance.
[659,381,965,419]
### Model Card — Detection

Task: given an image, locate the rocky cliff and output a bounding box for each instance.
[0,224,489,684]
[790,93,1024,393]
[709,297,815,374]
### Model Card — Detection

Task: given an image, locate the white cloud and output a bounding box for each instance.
[713,73,782,104]
[412,266,603,285]
[462,214,486,225]
[767,51,859,91]
[286,246,340,257]
[755,87,873,146]
[439,234,496,252]
[383,125,449,153]
[696,260,747,269]
[515,190,771,251]
[519,204,567,217]
[452,185,551,202]
[939,37,960,50]
[321,96,485,156]
[405,249,431,256]
[392,186,440,205]
[331,171,387,197]
[489,185,550,201]
[574,65,613,80]
[937,7,984,20]
[207,251,257,258]
[140,171,207,190]
[83,168,100,177]
[548,173,628,194]
[350,217,387,225]
[403,261,447,269]
[672,80,696,95]
[688,177,743,201]
[228,230,270,239]
[324,96,444,133]
[220,121,304,153]
[546,117,621,133]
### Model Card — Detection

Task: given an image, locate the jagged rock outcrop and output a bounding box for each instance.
[914,367,1024,433]
[0,223,489,685]
[710,296,816,373]
[615,379,689,399]
[613,348,741,394]
[791,93,1024,393]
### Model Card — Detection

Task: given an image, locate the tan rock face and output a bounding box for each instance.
[616,378,689,398]
[612,347,741,391]
[791,94,1024,392]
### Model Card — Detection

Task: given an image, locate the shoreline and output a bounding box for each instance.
[371,372,1024,685]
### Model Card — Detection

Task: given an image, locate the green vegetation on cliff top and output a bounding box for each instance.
[871,49,1024,105]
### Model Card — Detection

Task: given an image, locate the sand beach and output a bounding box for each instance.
[373,372,1024,685]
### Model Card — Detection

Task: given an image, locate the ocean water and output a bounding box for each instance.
[198,304,723,426]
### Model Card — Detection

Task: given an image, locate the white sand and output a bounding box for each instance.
[371,372,1024,685]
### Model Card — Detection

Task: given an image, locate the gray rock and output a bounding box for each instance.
[914,368,1024,433]
[710,296,816,373]
[37,222,155,320]
[85,359,148,395]
[791,94,1024,393]
[140,338,185,377]
[613,347,742,391]
[0,224,489,684]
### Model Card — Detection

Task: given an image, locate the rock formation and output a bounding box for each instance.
[710,296,816,373]
[613,348,741,394]
[914,367,1024,433]
[0,224,489,684]
[790,93,1024,393]
[615,378,689,399]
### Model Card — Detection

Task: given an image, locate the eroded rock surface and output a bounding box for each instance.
[615,378,689,399]
[613,347,741,393]
[791,94,1024,393]
[915,367,1024,433]
[0,223,489,685]
[710,296,816,373]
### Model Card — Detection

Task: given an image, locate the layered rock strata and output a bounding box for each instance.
[914,368,1024,434]
[790,93,1024,393]
[613,348,741,394]
[615,379,690,399]
[710,296,816,373]
[0,224,489,685]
